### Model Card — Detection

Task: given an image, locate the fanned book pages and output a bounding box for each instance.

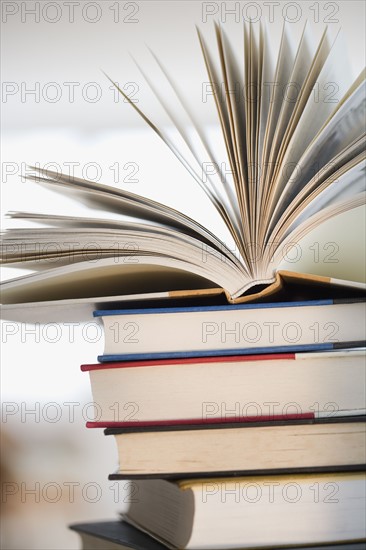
[1,23,366,314]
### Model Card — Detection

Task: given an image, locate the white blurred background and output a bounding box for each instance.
[1,1,365,549]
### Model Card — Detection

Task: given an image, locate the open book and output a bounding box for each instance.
[1,22,365,311]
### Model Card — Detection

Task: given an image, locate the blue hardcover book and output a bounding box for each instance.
[94,297,366,362]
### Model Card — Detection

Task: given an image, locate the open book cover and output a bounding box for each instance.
[1,22,365,319]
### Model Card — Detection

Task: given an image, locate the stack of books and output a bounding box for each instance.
[1,21,366,550]
[72,292,366,549]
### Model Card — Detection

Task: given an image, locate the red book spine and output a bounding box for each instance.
[81,353,295,371]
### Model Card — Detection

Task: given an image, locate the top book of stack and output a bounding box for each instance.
[1,22,365,321]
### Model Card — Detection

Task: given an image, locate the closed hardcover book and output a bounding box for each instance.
[122,472,366,549]
[69,520,366,550]
[70,520,167,550]
[105,416,366,479]
[94,298,366,361]
[82,349,366,426]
